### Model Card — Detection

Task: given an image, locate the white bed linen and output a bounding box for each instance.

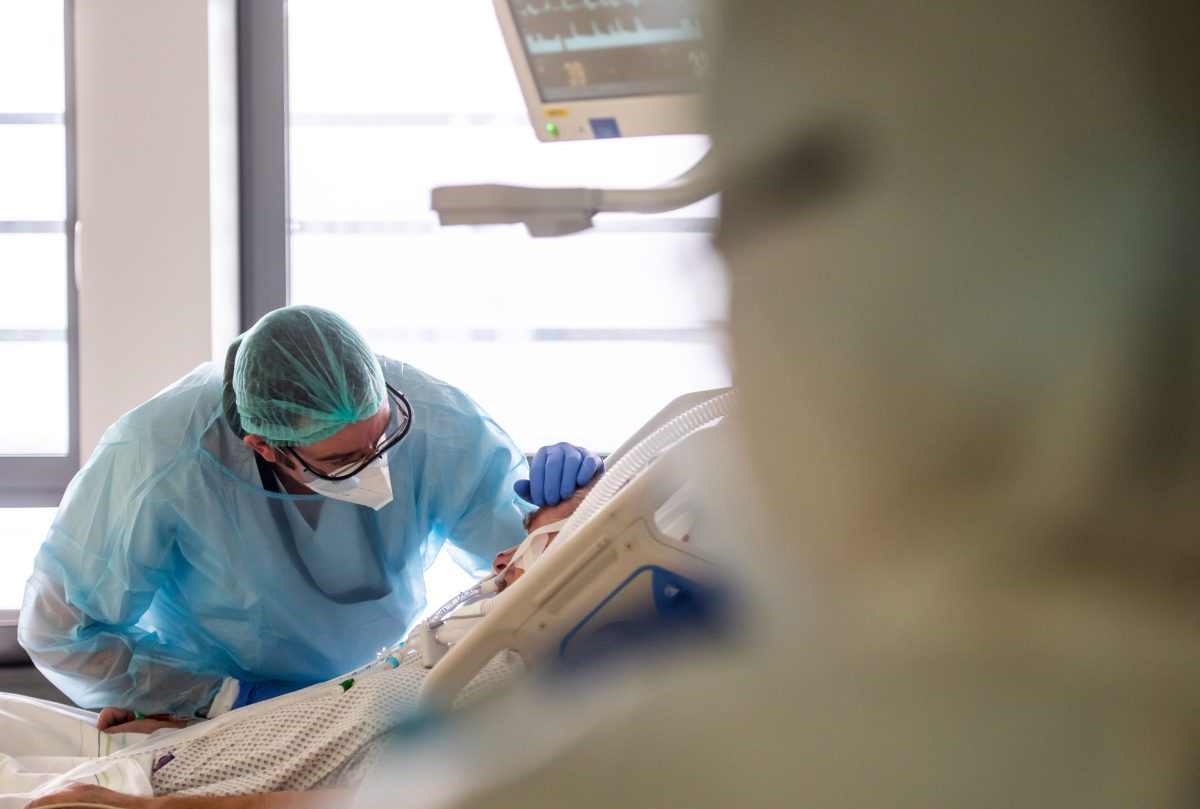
[0,693,157,808]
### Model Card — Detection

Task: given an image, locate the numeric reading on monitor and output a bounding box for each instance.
[564,59,588,87]
[508,0,708,102]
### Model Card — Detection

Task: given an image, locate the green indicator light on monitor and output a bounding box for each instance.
[546,122,560,137]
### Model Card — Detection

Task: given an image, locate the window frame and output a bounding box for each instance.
[0,0,80,507]
[238,0,290,323]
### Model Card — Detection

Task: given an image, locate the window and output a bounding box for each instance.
[0,0,75,612]
[0,0,77,509]
[244,0,729,455]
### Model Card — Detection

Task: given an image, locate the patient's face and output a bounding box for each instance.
[492,502,575,589]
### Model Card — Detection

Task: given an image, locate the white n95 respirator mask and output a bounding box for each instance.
[301,454,394,511]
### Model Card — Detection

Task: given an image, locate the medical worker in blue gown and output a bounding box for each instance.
[17,305,601,719]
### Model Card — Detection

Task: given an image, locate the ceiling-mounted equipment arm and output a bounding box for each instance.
[430,148,718,238]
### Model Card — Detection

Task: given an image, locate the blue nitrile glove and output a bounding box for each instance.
[515,442,603,506]
[231,678,312,709]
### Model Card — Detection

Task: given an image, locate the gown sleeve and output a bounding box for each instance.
[18,422,226,717]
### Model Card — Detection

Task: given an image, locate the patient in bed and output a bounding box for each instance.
[7,495,587,809]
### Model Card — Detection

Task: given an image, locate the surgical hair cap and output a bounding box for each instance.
[230,305,385,447]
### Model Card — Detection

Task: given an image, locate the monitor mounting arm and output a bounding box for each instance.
[430,148,717,238]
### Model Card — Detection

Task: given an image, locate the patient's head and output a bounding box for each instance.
[494,477,601,589]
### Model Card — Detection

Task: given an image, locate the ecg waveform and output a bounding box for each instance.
[517,0,653,11]
[511,0,703,55]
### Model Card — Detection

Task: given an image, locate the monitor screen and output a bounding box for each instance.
[493,0,710,141]
[508,0,707,103]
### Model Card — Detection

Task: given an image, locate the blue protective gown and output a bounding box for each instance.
[18,358,529,715]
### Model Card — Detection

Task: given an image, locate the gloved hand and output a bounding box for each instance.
[515,442,603,506]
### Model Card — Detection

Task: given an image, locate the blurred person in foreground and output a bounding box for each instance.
[348,1,1200,807]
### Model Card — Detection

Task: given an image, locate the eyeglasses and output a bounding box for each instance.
[285,383,412,481]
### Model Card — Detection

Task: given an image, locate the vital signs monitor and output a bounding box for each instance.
[491,0,711,141]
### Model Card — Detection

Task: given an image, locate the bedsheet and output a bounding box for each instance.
[0,693,157,807]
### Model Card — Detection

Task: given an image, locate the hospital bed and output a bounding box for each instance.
[415,386,737,709]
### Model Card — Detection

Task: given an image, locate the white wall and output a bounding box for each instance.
[75,0,240,458]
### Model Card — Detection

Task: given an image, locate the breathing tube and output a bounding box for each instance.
[468,389,738,618]
[425,580,488,624]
